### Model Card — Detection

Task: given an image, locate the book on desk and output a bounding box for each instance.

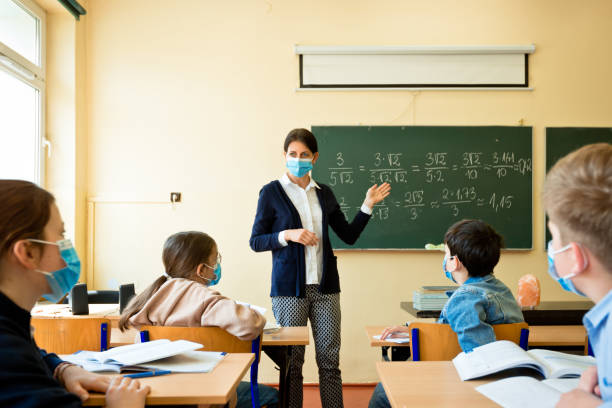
[62,339,226,373]
[452,340,596,381]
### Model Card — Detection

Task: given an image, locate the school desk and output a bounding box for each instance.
[32,303,120,326]
[78,353,254,407]
[400,300,594,325]
[376,360,538,407]
[111,326,310,408]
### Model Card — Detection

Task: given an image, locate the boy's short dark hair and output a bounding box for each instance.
[444,219,505,277]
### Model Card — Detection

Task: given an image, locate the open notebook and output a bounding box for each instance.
[453,340,596,381]
[476,377,580,408]
[62,339,225,373]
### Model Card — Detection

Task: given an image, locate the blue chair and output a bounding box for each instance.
[138,326,264,408]
[409,321,529,361]
[31,317,110,354]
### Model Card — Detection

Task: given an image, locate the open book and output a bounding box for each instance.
[62,339,224,373]
[453,340,596,381]
[476,376,580,408]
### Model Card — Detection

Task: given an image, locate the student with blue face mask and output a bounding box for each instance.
[118,231,278,408]
[0,180,150,408]
[250,128,391,408]
[542,143,612,408]
[370,219,524,408]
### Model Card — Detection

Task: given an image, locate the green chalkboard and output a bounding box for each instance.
[311,126,533,250]
[545,127,612,244]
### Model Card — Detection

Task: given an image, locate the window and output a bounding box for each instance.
[0,0,45,184]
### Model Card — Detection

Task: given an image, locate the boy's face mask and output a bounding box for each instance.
[546,240,586,297]
[443,256,457,283]
[28,239,81,303]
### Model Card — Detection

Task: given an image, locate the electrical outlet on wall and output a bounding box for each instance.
[170,192,182,203]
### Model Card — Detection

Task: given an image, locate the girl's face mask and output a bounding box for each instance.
[28,239,81,303]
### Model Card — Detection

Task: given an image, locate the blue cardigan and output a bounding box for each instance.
[249,180,371,297]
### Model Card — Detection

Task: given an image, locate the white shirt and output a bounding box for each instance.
[277,173,373,285]
[278,173,324,284]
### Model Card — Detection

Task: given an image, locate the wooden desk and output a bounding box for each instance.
[377,360,512,407]
[32,303,120,327]
[401,301,594,325]
[81,353,253,407]
[111,326,310,408]
[262,327,309,408]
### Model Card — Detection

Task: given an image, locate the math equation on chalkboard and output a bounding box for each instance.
[312,126,533,249]
[330,150,531,221]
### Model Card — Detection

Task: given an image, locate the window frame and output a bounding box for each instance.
[0,0,46,185]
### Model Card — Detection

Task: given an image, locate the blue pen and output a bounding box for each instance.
[124,370,172,378]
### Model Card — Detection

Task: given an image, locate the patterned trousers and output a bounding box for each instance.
[271,285,343,408]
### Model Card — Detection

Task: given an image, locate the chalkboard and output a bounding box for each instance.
[545,127,612,244]
[311,126,533,250]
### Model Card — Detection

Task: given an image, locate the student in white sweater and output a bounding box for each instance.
[119,231,277,408]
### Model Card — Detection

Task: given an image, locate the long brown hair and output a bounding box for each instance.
[119,231,216,331]
[0,180,55,261]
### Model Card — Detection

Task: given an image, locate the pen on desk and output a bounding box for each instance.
[124,370,172,378]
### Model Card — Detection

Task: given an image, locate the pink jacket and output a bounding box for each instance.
[128,278,265,341]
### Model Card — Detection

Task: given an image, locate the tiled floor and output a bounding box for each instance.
[302,384,376,408]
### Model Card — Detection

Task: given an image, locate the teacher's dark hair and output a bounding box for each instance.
[284,128,318,154]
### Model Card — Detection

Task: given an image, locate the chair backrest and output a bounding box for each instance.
[409,321,529,361]
[139,326,263,408]
[31,317,111,354]
[138,326,260,354]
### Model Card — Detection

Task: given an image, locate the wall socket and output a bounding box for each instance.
[170,192,182,203]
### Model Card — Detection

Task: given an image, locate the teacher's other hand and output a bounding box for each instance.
[285,229,320,246]
[364,182,391,209]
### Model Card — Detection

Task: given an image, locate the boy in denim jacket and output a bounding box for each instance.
[436,219,524,352]
[369,219,523,408]
[543,143,612,408]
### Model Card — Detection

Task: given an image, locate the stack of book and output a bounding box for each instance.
[413,286,457,311]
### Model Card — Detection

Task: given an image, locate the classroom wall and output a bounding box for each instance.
[77,0,612,383]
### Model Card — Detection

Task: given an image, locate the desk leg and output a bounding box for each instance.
[263,345,291,408]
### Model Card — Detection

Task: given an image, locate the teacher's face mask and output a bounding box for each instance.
[28,239,81,303]
[286,156,313,178]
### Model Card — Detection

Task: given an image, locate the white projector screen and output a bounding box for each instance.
[297,46,533,89]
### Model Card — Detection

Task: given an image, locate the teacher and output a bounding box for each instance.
[249,128,390,408]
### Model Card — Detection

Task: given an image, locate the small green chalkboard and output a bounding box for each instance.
[545,127,612,244]
[312,126,533,250]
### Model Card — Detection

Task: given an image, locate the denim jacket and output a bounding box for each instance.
[438,274,524,352]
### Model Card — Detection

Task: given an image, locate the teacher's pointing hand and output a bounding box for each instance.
[364,182,392,209]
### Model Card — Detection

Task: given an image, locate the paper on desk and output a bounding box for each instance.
[475,376,578,408]
[263,321,280,334]
[236,301,266,316]
[373,334,410,344]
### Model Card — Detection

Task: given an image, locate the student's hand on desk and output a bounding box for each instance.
[106,376,150,408]
[364,183,391,209]
[62,365,111,401]
[578,366,601,397]
[285,229,319,246]
[380,325,410,340]
[556,388,602,408]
